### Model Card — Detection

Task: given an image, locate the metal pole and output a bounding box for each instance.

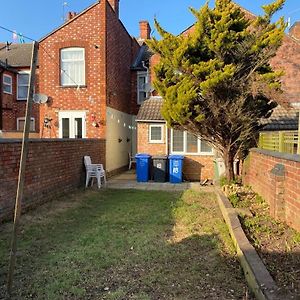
[7,41,38,295]
[297,110,300,155]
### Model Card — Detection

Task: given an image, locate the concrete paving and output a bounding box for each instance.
[106,170,214,192]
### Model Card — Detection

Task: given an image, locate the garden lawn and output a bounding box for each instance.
[0,189,250,299]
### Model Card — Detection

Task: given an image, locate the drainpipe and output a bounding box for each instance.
[292,102,300,155]
[165,124,169,156]
[0,68,4,130]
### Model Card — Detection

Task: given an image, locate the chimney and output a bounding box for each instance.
[289,21,300,40]
[139,20,151,41]
[108,0,119,18]
[67,11,77,21]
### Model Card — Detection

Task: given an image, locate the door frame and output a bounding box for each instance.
[58,110,87,138]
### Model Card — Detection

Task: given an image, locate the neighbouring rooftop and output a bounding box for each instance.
[136,96,164,122]
[0,43,33,67]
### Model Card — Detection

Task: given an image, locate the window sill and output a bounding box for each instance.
[149,141,164,144]
[3,91,12,95]
[17,98,27,101]
[59,85,87,89]
[170,152,214,156]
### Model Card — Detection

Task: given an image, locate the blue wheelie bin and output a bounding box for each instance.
[169,155,184,183]
[135,154,151,182]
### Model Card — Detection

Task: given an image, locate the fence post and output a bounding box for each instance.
[258,133,262,148]
[279,132,284,153]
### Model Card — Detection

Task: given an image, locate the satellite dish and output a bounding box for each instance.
[33,94,48,104]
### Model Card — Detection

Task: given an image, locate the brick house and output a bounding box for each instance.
[38,0,145,175]
[0,43,39,138]
[136,16,300,182]
[136,97,215,182]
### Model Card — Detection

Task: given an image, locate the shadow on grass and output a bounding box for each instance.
[0,189,250,299]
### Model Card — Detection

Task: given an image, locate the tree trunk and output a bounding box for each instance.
[223,149,235,182]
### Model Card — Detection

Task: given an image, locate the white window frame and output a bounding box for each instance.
[17,71,30,100]
[137,71,150,104]
[17,117,35,131]
[3,74,12,94]
[170,129,214,156]
[58,111,86,139]
[60,47,86,87]
[149,124,164,144]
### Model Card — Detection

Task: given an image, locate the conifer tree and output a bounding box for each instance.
[147,0,286,181]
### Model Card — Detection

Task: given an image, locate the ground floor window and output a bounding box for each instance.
[58,111,86,138]
[17,117,35,132]
[171,129,213,155]
[149,124,164,143]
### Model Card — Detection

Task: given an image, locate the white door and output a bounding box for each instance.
[59,111,86,138]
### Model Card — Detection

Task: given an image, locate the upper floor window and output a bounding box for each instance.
[3,74,12,94]
[60,47,85,86]
[171,130,213,155]
[17,72,30,100]
[137,71,150,104]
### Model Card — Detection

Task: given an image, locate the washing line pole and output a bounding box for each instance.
[298,109,300,155]
[7,41,38,295]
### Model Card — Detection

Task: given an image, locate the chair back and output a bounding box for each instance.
[84,156,92,167]
[129,152,135,161]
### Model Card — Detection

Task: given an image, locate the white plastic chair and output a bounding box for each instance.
[128,152,136,170]
[84,156,107,188]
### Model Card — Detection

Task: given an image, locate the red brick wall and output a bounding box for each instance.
[183,155,214,181]
[271,35,300,103]
[137,122,215,181]
[106,3,140,115]
[39,1,140,139]
[0,139,105,222]
[137,123,166,155]
[1,68,39,132]
[243,149,300,232]
[39,1,107,139]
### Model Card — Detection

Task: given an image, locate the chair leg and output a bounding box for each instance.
[129,161,131,170]
[97,175,101,189]
[103,173,107,186]
[85,175,89,188]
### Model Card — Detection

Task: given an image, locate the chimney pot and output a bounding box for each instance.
[108,0,120,18]
[139,20,151,41]
[67,11,77,21]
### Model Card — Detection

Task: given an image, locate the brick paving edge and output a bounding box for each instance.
[214,188,291,300]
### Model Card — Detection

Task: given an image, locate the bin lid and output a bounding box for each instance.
[135,153,151,158]
[152,155,168,159]
[168,155,184,160]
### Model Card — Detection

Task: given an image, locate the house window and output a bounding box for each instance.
[17,72,30,100]
[17,117,35,132]
[3,74,12,94]
[149,124,164,143]
[171,130,213,155]
[60,47,85,86]
[137,72,149,104]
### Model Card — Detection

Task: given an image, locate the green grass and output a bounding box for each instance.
[0,189,248,299]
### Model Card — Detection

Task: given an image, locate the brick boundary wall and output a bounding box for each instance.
[243,148,300,232]
[0,139,105,222]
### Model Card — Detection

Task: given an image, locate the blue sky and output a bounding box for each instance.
[0,0,299,42]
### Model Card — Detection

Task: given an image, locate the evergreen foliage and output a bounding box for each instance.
[147,0,286,180]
